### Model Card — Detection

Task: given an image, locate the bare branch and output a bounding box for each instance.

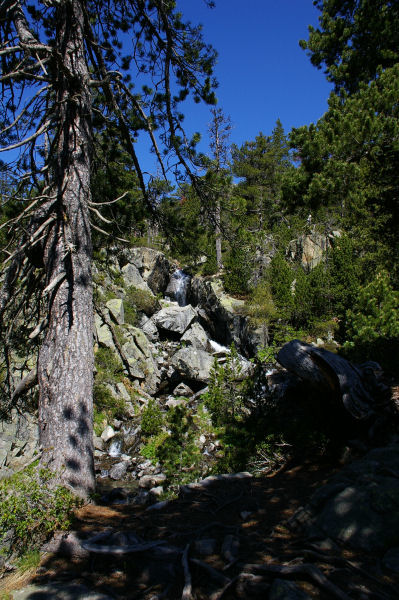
[1,85,49,136]
[88,190,128,206]
[43,272,66,296]
[91,222,129,243]
[3,214,55,265]
[0,119,50,152]
[88,205,113,224]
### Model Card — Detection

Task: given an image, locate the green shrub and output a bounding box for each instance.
[245,279,277,326]
[17,549,41,572]
[202,344,245,426]
[94,346,123,383]
[156,406,201,485]
[124,303,138,326]
[140,431,168,461]
[125,286,160,317]
[247,435,290,475]
[93,383,127,420]
[269,252,295,319]
[141,399,164,437]
[223,246,251,295]
[140,406,203,492]
[342,270,399,371]
[0,465,81,559]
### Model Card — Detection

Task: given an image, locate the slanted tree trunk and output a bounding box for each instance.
[37,0,95,497]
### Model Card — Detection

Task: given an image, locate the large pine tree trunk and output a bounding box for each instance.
[37,0,95,497]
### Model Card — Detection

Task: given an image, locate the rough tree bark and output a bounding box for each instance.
[37,0,95,496]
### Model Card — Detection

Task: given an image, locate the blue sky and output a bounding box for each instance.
[164,0,333,167]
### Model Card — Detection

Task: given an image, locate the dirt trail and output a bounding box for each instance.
[2,457,398,599]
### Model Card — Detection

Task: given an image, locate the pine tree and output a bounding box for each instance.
[300,0,399,94]
[0,0,216,497]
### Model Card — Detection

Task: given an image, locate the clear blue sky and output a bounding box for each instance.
[163,0,333,168]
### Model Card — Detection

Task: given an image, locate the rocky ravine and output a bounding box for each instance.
[1,247,258,493]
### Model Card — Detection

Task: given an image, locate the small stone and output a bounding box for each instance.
[93,435,104,451]
[150,486,164,498]
[240,511,252,520]
[165,397,186,409]
[146,500,170,511]
[221,534,239,562]
[101,425,115,442]
[116,382,131,402]
[173,382,194,397]
[133,490,150,506]
[109,461,129,480]
[41,532,90,559]
[139,473,167,489]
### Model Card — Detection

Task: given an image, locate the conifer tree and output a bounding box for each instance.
[300,0,399,94]
[0,0,216,496]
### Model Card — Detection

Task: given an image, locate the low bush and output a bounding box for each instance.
[202,344,245,426]
[125,286,160,317]
[94,347,123,383]
[0,464,81,560]
[141,399,164,437]
[93,383,127,421]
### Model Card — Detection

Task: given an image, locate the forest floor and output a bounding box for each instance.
[1,453,399,600]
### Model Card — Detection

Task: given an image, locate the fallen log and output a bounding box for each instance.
[276,340,386,421]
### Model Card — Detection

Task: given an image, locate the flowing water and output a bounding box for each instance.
[174,269,191,306]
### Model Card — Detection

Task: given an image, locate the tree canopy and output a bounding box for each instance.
[300,0,399,94]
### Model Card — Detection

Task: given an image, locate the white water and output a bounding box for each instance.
[174,269,191,306]
[108,439,122,457]
[209,339,230,354]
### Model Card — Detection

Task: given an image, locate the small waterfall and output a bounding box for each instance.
[108,439,123,457]
[174,269,191,307]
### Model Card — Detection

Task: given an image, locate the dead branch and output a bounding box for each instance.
[88,205,113,225]
[42,272,66,296]
[3,214,55,265]
[209,575,239,600]
[0,85,49,136]
[91,222,129,243]
[88,191,128,206]
[11,367,37,402]
[29,317,48,340]
[302,548,397,599]
[0,119,50,152]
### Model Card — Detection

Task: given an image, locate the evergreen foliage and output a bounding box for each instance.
[300,0,399,94]
[342,271,399,371]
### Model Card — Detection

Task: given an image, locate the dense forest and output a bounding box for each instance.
[0,1,399,590]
